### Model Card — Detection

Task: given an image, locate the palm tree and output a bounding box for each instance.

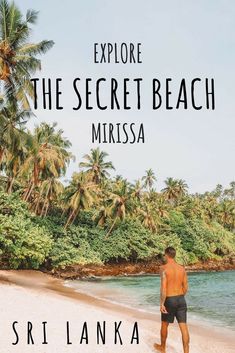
[137,202,160,233]
[114,175,124,183]
[131,179,143,200]
[162,177,188,203]
[4,146,27,193]
[21,123,72,202]
[106,180,133,237]
[93,204,111,227]
[34,177,64,217]
[217,200,234,230]
[142,168,156,191]
[64,172,97,228]
[223,181,235,201]
[0,0,54,107]
[0,102,33,193]
[79,147,115,184]
[212,184,223,200]
[201,195,218,222]
[177,179,188,197]
[155,197,170,218]
[0,101,31,166]
[162,177,179,202]
[182,196,205,220]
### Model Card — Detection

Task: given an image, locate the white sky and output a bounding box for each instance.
[17,0,235,192]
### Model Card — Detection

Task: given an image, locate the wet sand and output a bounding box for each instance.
[0,270,234,353]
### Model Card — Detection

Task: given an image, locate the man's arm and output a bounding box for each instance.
[182,270,188,295]
[160,267,168,313]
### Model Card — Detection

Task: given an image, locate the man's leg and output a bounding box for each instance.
[154,321,169,352]
[178,323,190,353]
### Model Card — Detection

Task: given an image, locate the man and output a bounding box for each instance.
[154,247,190,353]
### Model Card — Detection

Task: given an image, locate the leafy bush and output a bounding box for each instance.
[167,211,235,262]
[0,191,29,217]
[0,192,52,269]
[210,222,235,256]
[50,231,102,268]
[0,214,52,269]
[89,220,154,263]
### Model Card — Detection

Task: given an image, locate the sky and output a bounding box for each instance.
[16,0,235,193]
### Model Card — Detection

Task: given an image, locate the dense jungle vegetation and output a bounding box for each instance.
[0,0,234,269]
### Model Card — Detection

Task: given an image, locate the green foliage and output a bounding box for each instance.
[0,191,234,270]
[167,211,235,263]
[210,222,235,256]
[98,220,154,262]
[0,192,52,269]
[0,191,29,216]
[50,225,102,268]
[49,236,102,269]
[0,0,234,272]
[0,207,52,269]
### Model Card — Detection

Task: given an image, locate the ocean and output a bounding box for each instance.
[67,270,235,331]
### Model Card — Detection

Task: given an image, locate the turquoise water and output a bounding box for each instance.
[68,271,235,330]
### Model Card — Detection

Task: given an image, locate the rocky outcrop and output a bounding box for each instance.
[49,257,235,280]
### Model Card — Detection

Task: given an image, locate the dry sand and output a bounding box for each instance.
[0,270,234,353]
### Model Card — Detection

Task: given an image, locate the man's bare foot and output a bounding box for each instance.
[153,343,166,353]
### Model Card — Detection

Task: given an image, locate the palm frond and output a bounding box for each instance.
[26,9,38,24]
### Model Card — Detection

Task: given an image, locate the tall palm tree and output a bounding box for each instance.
[106,180,133,237]
[142,168,156,191]
[4,145,27,193]
[64,172,97,228]
[162,177,179,202]
[79,147,115,184]
[0,0,54,107]
[21,123,72,202]
[0,102,32,194]
[177,179,188,197]
[137,202,160,233]
[33,177,64,217]
[212,184,223,200]
[162,177,188,203]
[131,179,143,200]
[0,101,31,166]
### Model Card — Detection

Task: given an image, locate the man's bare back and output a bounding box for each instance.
[161,262,188,297]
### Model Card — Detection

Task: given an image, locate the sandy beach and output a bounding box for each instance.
[0,270,234,353]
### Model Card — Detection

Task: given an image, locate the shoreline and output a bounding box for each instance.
[48,258,235,279]
[64,278,234,334]
[0,270,235,353]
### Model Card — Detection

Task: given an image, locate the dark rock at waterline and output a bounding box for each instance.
[49,258,235,280]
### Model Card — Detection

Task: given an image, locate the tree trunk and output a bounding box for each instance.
[0,148,5,165]
[23,181,32,201]
[34,194,41,215]
[105,216,118,239]
[61,208,67,217]
[64,209,76,229]
[40,184,50,217]
[70,208,80,226]
[24,181,34,202]
[43,203,49,217]
[6,176,15,194]
[33,162,39,187]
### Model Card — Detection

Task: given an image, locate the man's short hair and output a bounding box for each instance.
[165,246,176,258]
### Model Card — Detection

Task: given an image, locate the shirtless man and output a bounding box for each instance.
[154,247,190,353]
